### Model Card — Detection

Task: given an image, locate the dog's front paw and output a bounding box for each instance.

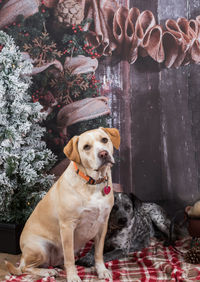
[96,263,112,280]
[67,273,82,282]
[66,266,82,282]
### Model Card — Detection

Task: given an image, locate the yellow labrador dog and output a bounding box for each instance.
[6,127,120,282]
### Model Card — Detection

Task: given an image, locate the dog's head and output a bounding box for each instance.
[63,127,120,171]
[108,192,136,229]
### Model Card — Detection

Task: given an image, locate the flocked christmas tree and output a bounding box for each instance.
[0,31,56,224]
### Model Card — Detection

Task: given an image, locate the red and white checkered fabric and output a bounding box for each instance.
[3,237,200,282]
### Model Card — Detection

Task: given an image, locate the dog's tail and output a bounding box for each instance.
[5,260,22,275]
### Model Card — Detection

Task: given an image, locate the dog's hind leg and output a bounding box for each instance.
[6,245,58,278]
[141,203,171,236]
[22,246,58,277]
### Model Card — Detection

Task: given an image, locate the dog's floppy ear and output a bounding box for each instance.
[128,193,141,209]
[63,136,81,164]
[101,127,120,150]
[128,193,136,206]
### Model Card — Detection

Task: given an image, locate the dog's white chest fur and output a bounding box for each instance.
[74,191,110,252]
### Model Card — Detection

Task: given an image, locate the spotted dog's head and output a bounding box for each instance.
[108,193,137,230]
[63,127,120,171]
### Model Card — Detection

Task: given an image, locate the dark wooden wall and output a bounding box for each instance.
[97,0,200,214]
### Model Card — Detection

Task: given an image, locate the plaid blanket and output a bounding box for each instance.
[3,237,200,282]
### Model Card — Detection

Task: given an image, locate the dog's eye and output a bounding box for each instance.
[101,137,108,144]
[83,144,91,150]
[124,204,131,211]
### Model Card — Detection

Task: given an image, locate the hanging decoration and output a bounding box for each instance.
[23,30,63,67]
[64,55,98,74]
[84,0,119,56]
[0,1,109,158]
[1,0,200,161]
[84,2,200,68]
[1,0,200,68]
[57,96,110,135]
[54,0,85,28]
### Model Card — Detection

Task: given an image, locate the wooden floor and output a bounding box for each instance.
[0,252,21,280]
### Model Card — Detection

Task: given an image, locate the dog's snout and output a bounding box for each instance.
[118,217,127,226]
[98,150,108,159]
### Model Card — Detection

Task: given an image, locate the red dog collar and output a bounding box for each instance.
[73,162,107,185]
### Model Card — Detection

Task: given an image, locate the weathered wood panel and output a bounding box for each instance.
[159,67,198,206]
[97,0,200,213]
[158,0,199,212]
[97,59,123,185]
[114,0,133,192]
[129,0,162,200]
[97,0,133,193]
[188,0,200,196]
[130,57,162,200]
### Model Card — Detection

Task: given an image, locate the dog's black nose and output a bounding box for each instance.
[118,218,127,226]
[98,150,108,159]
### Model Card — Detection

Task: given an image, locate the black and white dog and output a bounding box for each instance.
[76,192,177,267]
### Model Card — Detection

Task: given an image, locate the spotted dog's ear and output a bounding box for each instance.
[63,136,80,164]
[128,193,139,209]
[101,127,120,150]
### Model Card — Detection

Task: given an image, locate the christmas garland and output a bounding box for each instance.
[81,1,200,68]
[2,0,200,67]
[1,3,109,159]
[1,0,200,160]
